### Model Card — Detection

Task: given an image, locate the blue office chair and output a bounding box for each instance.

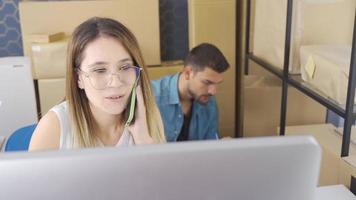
[5,124,37,151]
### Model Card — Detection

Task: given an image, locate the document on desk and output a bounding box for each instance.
[316,185,356,200]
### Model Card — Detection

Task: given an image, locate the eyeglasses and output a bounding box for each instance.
[77,64,142,90]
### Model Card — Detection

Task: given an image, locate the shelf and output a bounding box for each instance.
[248,53,353,119]
[247,53,283,79]
[288,75,347,118]
[244,0,356,157]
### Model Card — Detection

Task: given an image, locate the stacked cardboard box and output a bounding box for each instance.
[189,0,236,138]
[285,124,356,186]
[19,0,161,116]
[147,62,183,80]
[243,75,326,137]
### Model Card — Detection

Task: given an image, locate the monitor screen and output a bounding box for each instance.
[0,135,321,200]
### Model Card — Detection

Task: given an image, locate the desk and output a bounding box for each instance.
[316,185,355,200]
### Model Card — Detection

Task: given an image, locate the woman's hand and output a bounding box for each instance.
[127,85,154,144]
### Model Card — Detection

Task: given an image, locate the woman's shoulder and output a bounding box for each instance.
[28,110,61,151]
[29,101,71,151]
[50,101,68,113]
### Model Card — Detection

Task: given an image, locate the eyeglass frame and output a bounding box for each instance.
[76,65,142,90]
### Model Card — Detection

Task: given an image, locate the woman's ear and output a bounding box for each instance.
[78,76,84,89]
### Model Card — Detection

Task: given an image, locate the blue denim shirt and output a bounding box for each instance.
[151,73,219,142]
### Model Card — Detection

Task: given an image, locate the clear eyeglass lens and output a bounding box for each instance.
[87,67,139,90]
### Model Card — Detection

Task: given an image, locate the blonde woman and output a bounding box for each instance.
[29,17,165,150]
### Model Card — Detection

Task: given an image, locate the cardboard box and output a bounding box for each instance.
[285,124,356,186]
[300,45,352,105]
[243,75,326,137]
[253,0,355,73]
[147,63,183,80]
[189,0,236,137]
[19,0,161,79]
[31,39,68,79]
[339,155,356,188]
[29,32,65,43]
[38,78,65,116]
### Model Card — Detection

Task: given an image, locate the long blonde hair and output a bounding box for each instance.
[66,17,166,147]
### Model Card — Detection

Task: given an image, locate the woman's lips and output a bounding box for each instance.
[105,95,124,101]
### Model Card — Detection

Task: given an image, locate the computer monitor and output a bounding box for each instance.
[0,135,321,200]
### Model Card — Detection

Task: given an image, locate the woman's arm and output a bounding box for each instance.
[28,111,61,151]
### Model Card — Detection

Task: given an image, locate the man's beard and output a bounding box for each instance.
[187,85,210,105]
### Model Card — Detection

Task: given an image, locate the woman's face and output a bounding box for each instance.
[78,36,136,116]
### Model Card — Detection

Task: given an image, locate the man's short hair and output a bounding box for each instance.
[184,43,230,73]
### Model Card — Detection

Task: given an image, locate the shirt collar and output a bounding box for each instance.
[167,73,181,105]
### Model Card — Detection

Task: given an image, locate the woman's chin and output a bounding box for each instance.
[102,96,129,115]
[103,106,126,115]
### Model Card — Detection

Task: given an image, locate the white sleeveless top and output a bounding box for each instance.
[50,101,134,149]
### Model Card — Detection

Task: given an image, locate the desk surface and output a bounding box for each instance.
[316,185,355,200]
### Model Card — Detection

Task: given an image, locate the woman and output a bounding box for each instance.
[29,17,165,150]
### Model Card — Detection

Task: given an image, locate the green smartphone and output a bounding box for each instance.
[124,75,140,127]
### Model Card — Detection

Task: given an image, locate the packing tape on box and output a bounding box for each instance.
[31,39,68,79]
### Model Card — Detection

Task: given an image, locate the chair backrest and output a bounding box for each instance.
[5,124,37,151]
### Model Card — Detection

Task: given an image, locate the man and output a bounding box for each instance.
[151,43,230,142]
